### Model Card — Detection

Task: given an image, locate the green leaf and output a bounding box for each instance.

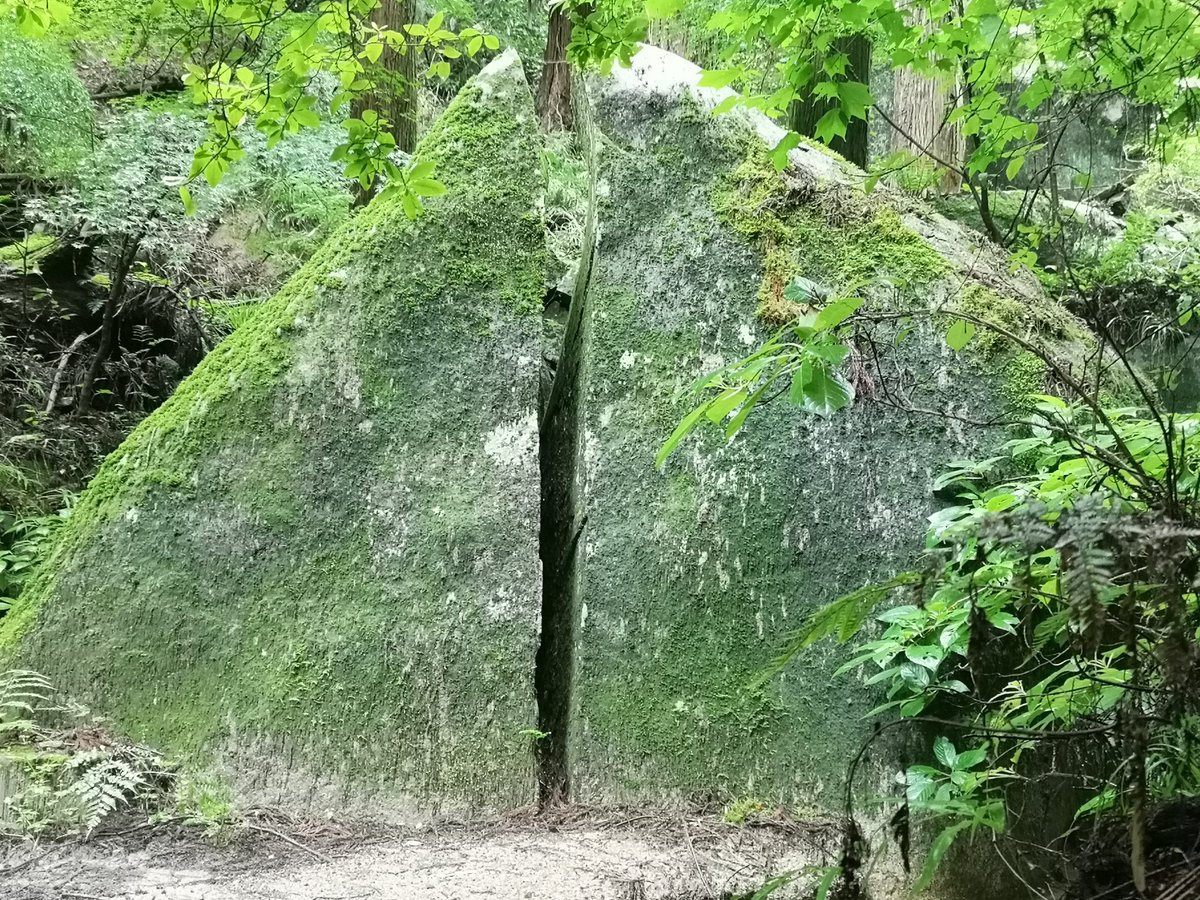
[945,319,975,351]
[179,185,196,215]
[401,191,423,220]
[292,108,320,128]
[789,361,813,404]
[712,95,740,116]
[914,821,973,892]
[770,132,801,171]
[905,645,945,671]
[813,108,846,144]
[483,34,500,50]
[933,736,958,768]
[706,387,748,423]
[814,297,862,331]
[955,748,987,769]
[411,178,447,197]
[784,276,820,303]
[839,3,868,28]
[645,0,684,18]
[802,368,854,417]
[698,68,740,89]
[725,382,769,439]
[657,399,712,467]
[837,81,873,120]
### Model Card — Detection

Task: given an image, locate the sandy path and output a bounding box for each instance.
[3,817,836,899]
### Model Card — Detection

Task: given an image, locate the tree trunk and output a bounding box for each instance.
[352,0,418,207]
[889,5,964,193]
[78,237,137,414]
[536,3,574,132]
[788,36,871,168]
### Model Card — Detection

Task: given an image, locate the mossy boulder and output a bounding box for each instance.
[1,51,546,816]
[566,46,1091,805]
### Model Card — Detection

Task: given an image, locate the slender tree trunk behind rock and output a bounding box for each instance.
[788,36,871,168]
[352,0,418,207]
[78,236,138,414]
[889,4,964,193]
[536,3,574,131]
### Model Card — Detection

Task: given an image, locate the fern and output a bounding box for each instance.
[752,573,921,688]
[61,754,147,832]
[0,669,168,835]
[0,669,54,740]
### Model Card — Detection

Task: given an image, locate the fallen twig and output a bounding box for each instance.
[245,822,332,863]
[0,845,57,876]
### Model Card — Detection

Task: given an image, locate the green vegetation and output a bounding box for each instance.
[0,20,92,175]
[2,0,1200,898]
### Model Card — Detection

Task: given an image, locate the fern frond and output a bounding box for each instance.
[752,572,922,688]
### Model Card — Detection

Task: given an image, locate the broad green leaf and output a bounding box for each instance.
[401,191,422,220]
[771,132,802,171]
[933,736,958,768]
[814,297,862,331]
[411,178,446,197]
[813,108,846,144]
[698,68,740,89]
[789,361,813,405]
[945,319,975,351]
[840,3,868,28]
[802,368,854,417]
[645,0,684,19]
[955,748,987,769]
[837,80,873,120]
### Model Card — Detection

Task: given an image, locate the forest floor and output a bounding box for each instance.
[1,808,836,899]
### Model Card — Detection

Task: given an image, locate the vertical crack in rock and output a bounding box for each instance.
[534,86,597,807]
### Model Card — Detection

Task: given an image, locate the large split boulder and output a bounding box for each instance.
[1,51,546,816]
[3,42,1101,825]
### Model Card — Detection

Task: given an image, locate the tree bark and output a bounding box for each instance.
[78,237,138,415]
[352,0,418,207]
[536,3,574,132]
[889,5,964,193]
[788,36,871,168]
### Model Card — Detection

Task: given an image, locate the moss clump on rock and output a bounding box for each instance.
[712,142,949,321]
[2,52,546,816]
[0,234,58,274]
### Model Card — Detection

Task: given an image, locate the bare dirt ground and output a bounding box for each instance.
[1,808,842,899]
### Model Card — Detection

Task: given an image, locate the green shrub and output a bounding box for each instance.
[0,21,93,175]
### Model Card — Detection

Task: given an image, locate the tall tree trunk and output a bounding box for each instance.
[788,36,871,168]
[536,3,573,132]
[889,5,964,193]
[353,0,418,207]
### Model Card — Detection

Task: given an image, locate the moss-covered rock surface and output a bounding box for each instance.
[2,51,545,816]
[3,44,1102,821]
[567,47,1089,806]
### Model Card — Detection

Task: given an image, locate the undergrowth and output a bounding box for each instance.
[0,668,172,837]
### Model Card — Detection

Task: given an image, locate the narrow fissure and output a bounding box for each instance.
[534,103,597,807]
